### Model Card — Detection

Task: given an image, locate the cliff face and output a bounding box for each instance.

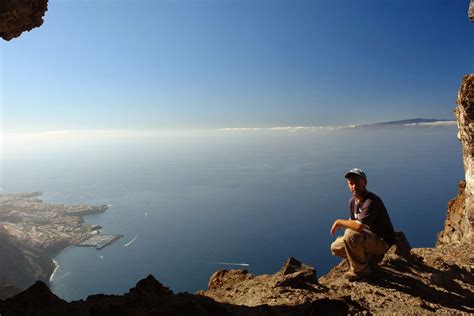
[456,75,474,197]
[0,0,48,40]
[438,74,474,245]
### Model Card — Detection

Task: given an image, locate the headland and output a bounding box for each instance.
[0,192,121,289]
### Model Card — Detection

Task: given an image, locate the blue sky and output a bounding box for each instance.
[1,0,473,131]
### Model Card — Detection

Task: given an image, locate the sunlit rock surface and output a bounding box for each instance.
[438,75,474,245]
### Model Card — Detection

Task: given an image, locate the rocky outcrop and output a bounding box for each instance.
[319,245,474,314]
[201,247,474,314]
[455,75,474,196]
[0,274,354,316]
[437,180,471,244]
[201,257,326,307]
[438,75,474,245]
[0,0,48,41]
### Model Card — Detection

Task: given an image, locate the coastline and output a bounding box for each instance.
[0,192,119,289]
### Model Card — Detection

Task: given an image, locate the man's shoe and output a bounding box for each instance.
[343,267,372,282]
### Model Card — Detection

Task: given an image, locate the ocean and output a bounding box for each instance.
[0,125,463,301]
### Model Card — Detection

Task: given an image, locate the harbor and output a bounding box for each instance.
[78,234,123,249]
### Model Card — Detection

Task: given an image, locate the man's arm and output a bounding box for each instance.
[330,219,363,236]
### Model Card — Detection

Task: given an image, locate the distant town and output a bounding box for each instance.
[0,192,121,251]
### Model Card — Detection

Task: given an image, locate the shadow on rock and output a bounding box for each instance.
[365,256,474,313]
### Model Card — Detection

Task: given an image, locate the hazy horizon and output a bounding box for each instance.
[0,117,458,135]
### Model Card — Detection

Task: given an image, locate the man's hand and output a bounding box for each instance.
[330,219,364,236]
[330,219,342,236]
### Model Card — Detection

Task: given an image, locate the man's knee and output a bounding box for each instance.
[343,228,365,245]
[331,237,346,257]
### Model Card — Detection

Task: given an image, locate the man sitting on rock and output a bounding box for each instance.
[330,168,396,281]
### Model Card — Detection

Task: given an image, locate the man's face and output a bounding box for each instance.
[346,176,367,197]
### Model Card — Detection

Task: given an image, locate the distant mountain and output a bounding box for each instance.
[356,118,455,128]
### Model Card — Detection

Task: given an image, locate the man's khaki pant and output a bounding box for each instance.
[331,228,389,273]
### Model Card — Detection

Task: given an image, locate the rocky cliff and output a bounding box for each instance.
[438,74,474,245]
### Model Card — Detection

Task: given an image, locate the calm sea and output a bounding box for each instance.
[0,126,463,301]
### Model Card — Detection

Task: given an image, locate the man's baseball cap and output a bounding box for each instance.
[344,168,367,180]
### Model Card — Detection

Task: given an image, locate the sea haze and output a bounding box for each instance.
[0,125,463,301]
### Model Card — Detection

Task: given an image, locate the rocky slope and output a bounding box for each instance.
[199,241,473,314]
